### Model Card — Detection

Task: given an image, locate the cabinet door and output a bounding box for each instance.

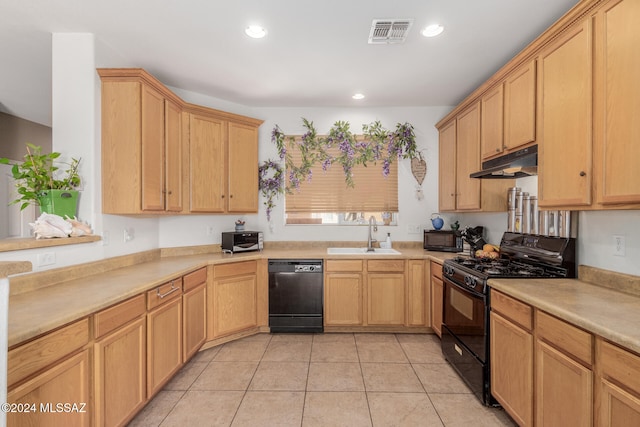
[367,273,405,325]
[141,84,166,212]
[94,317,146,427]
[538,20,592,207]
[504,59,536,150]
[228,122,259,212]
[535,340,592,426]
[456,102,482,210]
[183,283,206,361]
[147,297,182,397]
[597,0,640,205]
[165,99,183,212]
[214,274,257,337]
[7,350,91,427]
[407,260,426,326]
[430,275,443,337]
[481,84,504,159]
[324,273,363,326]
[438,120,457,211]
[599,378,640,427]
[189,113,226,212]
[490,312,533,427]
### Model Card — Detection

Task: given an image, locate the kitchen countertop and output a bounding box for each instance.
[6,247,459,348]
[489,276,640,355]
[8,245,640,357]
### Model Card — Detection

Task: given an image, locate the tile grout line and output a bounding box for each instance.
[227,334,272,427]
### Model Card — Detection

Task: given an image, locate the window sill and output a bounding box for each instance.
[0,235,102,253]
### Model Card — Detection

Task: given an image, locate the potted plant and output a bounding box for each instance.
[0,143,81,217]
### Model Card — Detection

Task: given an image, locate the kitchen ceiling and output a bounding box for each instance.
[0,0,580,126]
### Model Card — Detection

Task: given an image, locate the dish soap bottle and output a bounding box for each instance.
[385,233,392,248]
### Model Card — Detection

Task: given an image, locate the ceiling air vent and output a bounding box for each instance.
[368,19,414,44]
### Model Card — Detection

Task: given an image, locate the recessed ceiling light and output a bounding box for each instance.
[352,93,365,100]
[245,25,267,39]
[421,24,444,38]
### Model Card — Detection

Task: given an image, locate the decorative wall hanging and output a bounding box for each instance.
[259,118,417,220]
[411,151,427,200]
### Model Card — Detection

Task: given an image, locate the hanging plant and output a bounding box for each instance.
[258,160,284,221]
[260,118,418,218]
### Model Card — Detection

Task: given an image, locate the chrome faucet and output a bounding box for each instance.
[367,216,378,252]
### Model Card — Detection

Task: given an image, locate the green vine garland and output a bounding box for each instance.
[260,118,417,220]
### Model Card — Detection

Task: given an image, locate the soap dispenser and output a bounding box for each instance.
[385,233,392,248]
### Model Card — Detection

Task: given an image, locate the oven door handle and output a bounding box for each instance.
[443,276,486,300]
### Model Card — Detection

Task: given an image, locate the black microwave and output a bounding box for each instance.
[222,231,263,253]
[424,230,463,252]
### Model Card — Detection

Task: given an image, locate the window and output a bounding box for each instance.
[284,140,398,225]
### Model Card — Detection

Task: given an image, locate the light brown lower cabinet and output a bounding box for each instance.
[430,261,444,337]
[598,338,640,426]
[535,310,593,426]
[407,259,428,326]
[7,349,91,427]
[183,268,207,361]
[94,295,147,427]
[490,290,534,427]
[211,261,258,338]
[367,272,405,325]
[147,280,183,397]
[324,260,364,326]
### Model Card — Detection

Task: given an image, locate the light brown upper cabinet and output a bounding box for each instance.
[187,112,261,213]
[188,112,227,213]
[481,84,504,159]
[594,0,640,206]
[481,59,536,161]
[503,59,537,152]
[100,70,184,214]
[439,103,513,212]
[538,20,593,208]
[98,68,263,215]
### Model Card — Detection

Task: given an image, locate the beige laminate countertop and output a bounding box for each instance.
[489,278,640,355]
[7,248,458,348]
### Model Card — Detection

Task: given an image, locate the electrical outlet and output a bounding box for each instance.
[613,235,626,257]
[206,226,215,236]
[124,227,135,242]
[101,230,110,246]
[406,224,421,234]
[37,252,56,267]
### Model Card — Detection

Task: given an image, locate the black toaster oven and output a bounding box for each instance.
[221,231,263,253]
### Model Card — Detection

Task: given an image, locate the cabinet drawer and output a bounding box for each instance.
[213,260,257,279]
[326,259,363,272]
[367,260,405,272]
[491,290,532,331]
[431,261,443,279]
[600,339,640,396]
[536,310,592,366]
[94,294,146,339]
[147,278,183,310]
[8,318,90,388]
[183,267,207,292]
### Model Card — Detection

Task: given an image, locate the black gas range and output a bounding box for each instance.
[440,232,576,406]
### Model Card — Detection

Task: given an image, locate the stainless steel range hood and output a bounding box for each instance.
[470,145,538,179]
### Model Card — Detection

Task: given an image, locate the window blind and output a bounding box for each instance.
[285,137,399,213]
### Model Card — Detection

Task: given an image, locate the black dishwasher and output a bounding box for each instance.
[268,259,323,333]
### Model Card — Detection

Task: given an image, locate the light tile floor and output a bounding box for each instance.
[129,333,517,427]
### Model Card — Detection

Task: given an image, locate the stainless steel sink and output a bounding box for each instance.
[326,247,401,255]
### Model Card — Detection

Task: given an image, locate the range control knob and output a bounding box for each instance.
[444,265,455,276]
[464,275,477,288]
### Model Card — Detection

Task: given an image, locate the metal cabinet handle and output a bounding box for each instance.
[495,148,500,152]
[157,282,180,299]
[230,194,233,198]
[579,171,586,177]
[222,194,225,199]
